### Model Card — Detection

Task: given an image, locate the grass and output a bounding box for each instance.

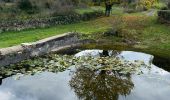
[111,14,170,58]
[111,6,124,15]
[75,5,123,15]
[0,17,111,48]
[80,13,170,58]
[0,6,170,58]
[75,6,105,14]
[138,17,170,58]
[75,8,96,14]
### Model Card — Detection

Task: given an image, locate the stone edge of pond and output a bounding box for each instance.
[0,32,95,67]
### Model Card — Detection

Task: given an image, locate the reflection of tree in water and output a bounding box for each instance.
[69,67,134,100]
[101,50,120,57]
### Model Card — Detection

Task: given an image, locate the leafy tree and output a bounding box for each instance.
[139,0,156,10]
[70,67,134,100]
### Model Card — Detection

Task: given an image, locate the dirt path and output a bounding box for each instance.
[143,9,157,16]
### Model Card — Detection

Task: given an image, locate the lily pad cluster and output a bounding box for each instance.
[0,54,74,79]
[0,53,148,80]
[73,56,147,75]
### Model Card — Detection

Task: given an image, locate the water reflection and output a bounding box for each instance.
[0,50,170,100]
[0,71,78,100]
[102,50,110,56]
[71,50,134,100]
[69,67,134,100]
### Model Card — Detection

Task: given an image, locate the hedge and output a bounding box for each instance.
[158,10,170,24]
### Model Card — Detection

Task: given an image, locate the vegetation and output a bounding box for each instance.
[0,17,110,48]
[0,0,169,59]
[0,11,103,32]
[0,0,80,20]
[158,1,170,23]
[0,1,170,98]
[0,52,147,80]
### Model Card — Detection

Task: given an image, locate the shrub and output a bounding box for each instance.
[124,5,144,13]
[158,10,170,23]
[71,0,80,6]
[50,0,74,16]
[139,0,153,10]
[153,2,167,9]
[16,0,74,15]
[125,0,157,12]
[123,0,157,13]
[108,16,125,37]
[17,0,32,10]
[161,6,168,10]
[123,16,148,29]
[157,1,170,24]
[17,0,38,14]
[123,3,139,13]
[81,11,104,21]
[109,15,148,39]
[120,16,148,39]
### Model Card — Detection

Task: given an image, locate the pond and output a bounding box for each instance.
[0,49,170,100]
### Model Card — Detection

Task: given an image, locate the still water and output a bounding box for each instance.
[0,50,170,100]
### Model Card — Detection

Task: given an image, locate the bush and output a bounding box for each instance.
[50,0,74,16]
[157,1,170,24]
[81,11,104,21]
[124,5,144,13]
[17,0,38,14]
[123,3,142,13]
[153,2,167,10]
[158,10,170,23]
[123,0,157,13]
[108,16,125,37]
[109,15,148,39]
[161,6,168,10]
[16,0,74,15]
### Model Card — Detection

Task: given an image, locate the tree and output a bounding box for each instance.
[70,67,134,100]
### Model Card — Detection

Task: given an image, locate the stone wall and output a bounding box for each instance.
[0,11,104,32]
[0,33,93,67]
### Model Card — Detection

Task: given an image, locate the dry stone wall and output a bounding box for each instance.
[0,33,93,67]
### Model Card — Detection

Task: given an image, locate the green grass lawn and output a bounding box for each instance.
[75,6,104,14]
[0,17,111,48]
[138,17,170,58]
[75,5,123,15]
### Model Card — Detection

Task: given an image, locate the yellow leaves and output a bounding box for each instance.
[139,0,157,10]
